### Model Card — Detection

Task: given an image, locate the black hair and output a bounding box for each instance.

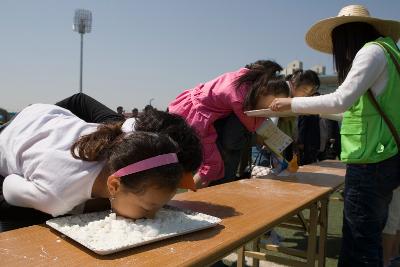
[134,109,203,173]
[286,69,320,92]
[264,79,290,97]
[332,22,382,84]
[233,60,283,110]
[109,132,183,194]
[72,130,183,194]
[144,105,154,112]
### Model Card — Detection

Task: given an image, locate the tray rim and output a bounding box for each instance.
[245,109,302,117]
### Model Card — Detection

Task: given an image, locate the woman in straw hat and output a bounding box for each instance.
[269,4,400,266]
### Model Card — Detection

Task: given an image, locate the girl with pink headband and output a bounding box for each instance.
[0,103,202,232]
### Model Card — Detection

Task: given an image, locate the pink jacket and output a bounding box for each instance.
[168,68,264,182]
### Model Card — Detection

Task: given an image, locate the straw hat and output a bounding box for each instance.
[305,5,400,54]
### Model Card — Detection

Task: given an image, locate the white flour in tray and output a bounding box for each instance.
[46,206,221,254]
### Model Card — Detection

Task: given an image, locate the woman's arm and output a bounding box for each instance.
[2,174,65,216]
[270,44,387,114]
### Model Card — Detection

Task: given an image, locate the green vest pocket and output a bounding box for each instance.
[340,122,367,160]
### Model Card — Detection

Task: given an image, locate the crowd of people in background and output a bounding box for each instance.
[116,104,156,118]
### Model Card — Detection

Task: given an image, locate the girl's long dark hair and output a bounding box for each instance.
[71,110,203,175]
[332,22,382,84]
[71,122,124,161]
[233,60,283,110]
[71,127,183,194]
[134,109,203,173]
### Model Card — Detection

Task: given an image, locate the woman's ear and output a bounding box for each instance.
[107,175,121,196]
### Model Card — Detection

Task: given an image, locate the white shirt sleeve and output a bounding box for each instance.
[292,44,387,114]
[2,174,67,217]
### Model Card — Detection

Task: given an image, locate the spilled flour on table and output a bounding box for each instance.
[46,206,220,254]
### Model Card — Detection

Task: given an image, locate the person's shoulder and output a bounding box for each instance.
[232,67,249,77]
[357,43,386,59]
[352,43,387,70]
[218,67,249,80]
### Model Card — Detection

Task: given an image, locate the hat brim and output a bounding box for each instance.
[305,16,400,54]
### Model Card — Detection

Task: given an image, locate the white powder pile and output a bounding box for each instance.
[47,206,220,254]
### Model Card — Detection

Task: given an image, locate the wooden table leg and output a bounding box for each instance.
[298,211,310,232]
[237,246,245,267]
[318,198,328,267]
[306,202,318,267]
[252,237,260,267]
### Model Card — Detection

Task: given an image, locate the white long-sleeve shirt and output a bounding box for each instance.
[0,104,135,217]
[292,44,388,114]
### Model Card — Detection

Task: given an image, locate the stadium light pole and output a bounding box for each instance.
[73,9,92,93]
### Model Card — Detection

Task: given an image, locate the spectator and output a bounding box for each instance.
[298,112,321,165]
[116,106,124,115]
[143,105,154,112]
[0,108,9,125]
[131,108,139,118]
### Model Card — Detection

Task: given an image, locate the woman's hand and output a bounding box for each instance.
[269,98,292,112]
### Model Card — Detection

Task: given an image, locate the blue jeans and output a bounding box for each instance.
[252,145,271,167]
[339,154,400,267]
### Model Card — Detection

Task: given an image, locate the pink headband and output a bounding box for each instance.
[112,153,178,177]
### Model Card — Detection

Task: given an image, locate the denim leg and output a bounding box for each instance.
[338,154,400,267]
[252,145,271,167]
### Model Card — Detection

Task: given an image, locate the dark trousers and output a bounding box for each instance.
[299,148,319,165]
[338,154,400,267]
[56,93,125,123]
[0,93,123,232]
[209,114,252,186]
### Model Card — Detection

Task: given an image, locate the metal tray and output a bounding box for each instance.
[46,205,221,255]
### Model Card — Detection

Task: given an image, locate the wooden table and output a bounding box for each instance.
[238,160,345,267]
[0,161,345,267]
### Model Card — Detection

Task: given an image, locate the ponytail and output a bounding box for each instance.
[71,121,124,161]
[234,60,283,110]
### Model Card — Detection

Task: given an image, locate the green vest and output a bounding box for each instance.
[341,37,400,163]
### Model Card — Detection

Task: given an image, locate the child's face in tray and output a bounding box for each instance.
[110,181,177,219]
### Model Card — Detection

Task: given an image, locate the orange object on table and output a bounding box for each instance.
[178,172,196,191]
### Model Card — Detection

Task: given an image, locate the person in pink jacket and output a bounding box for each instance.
[169,60,289,188]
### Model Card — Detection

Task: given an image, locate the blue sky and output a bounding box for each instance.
[1,0,399,112]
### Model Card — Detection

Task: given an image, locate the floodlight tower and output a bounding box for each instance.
[73,9,92,93]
